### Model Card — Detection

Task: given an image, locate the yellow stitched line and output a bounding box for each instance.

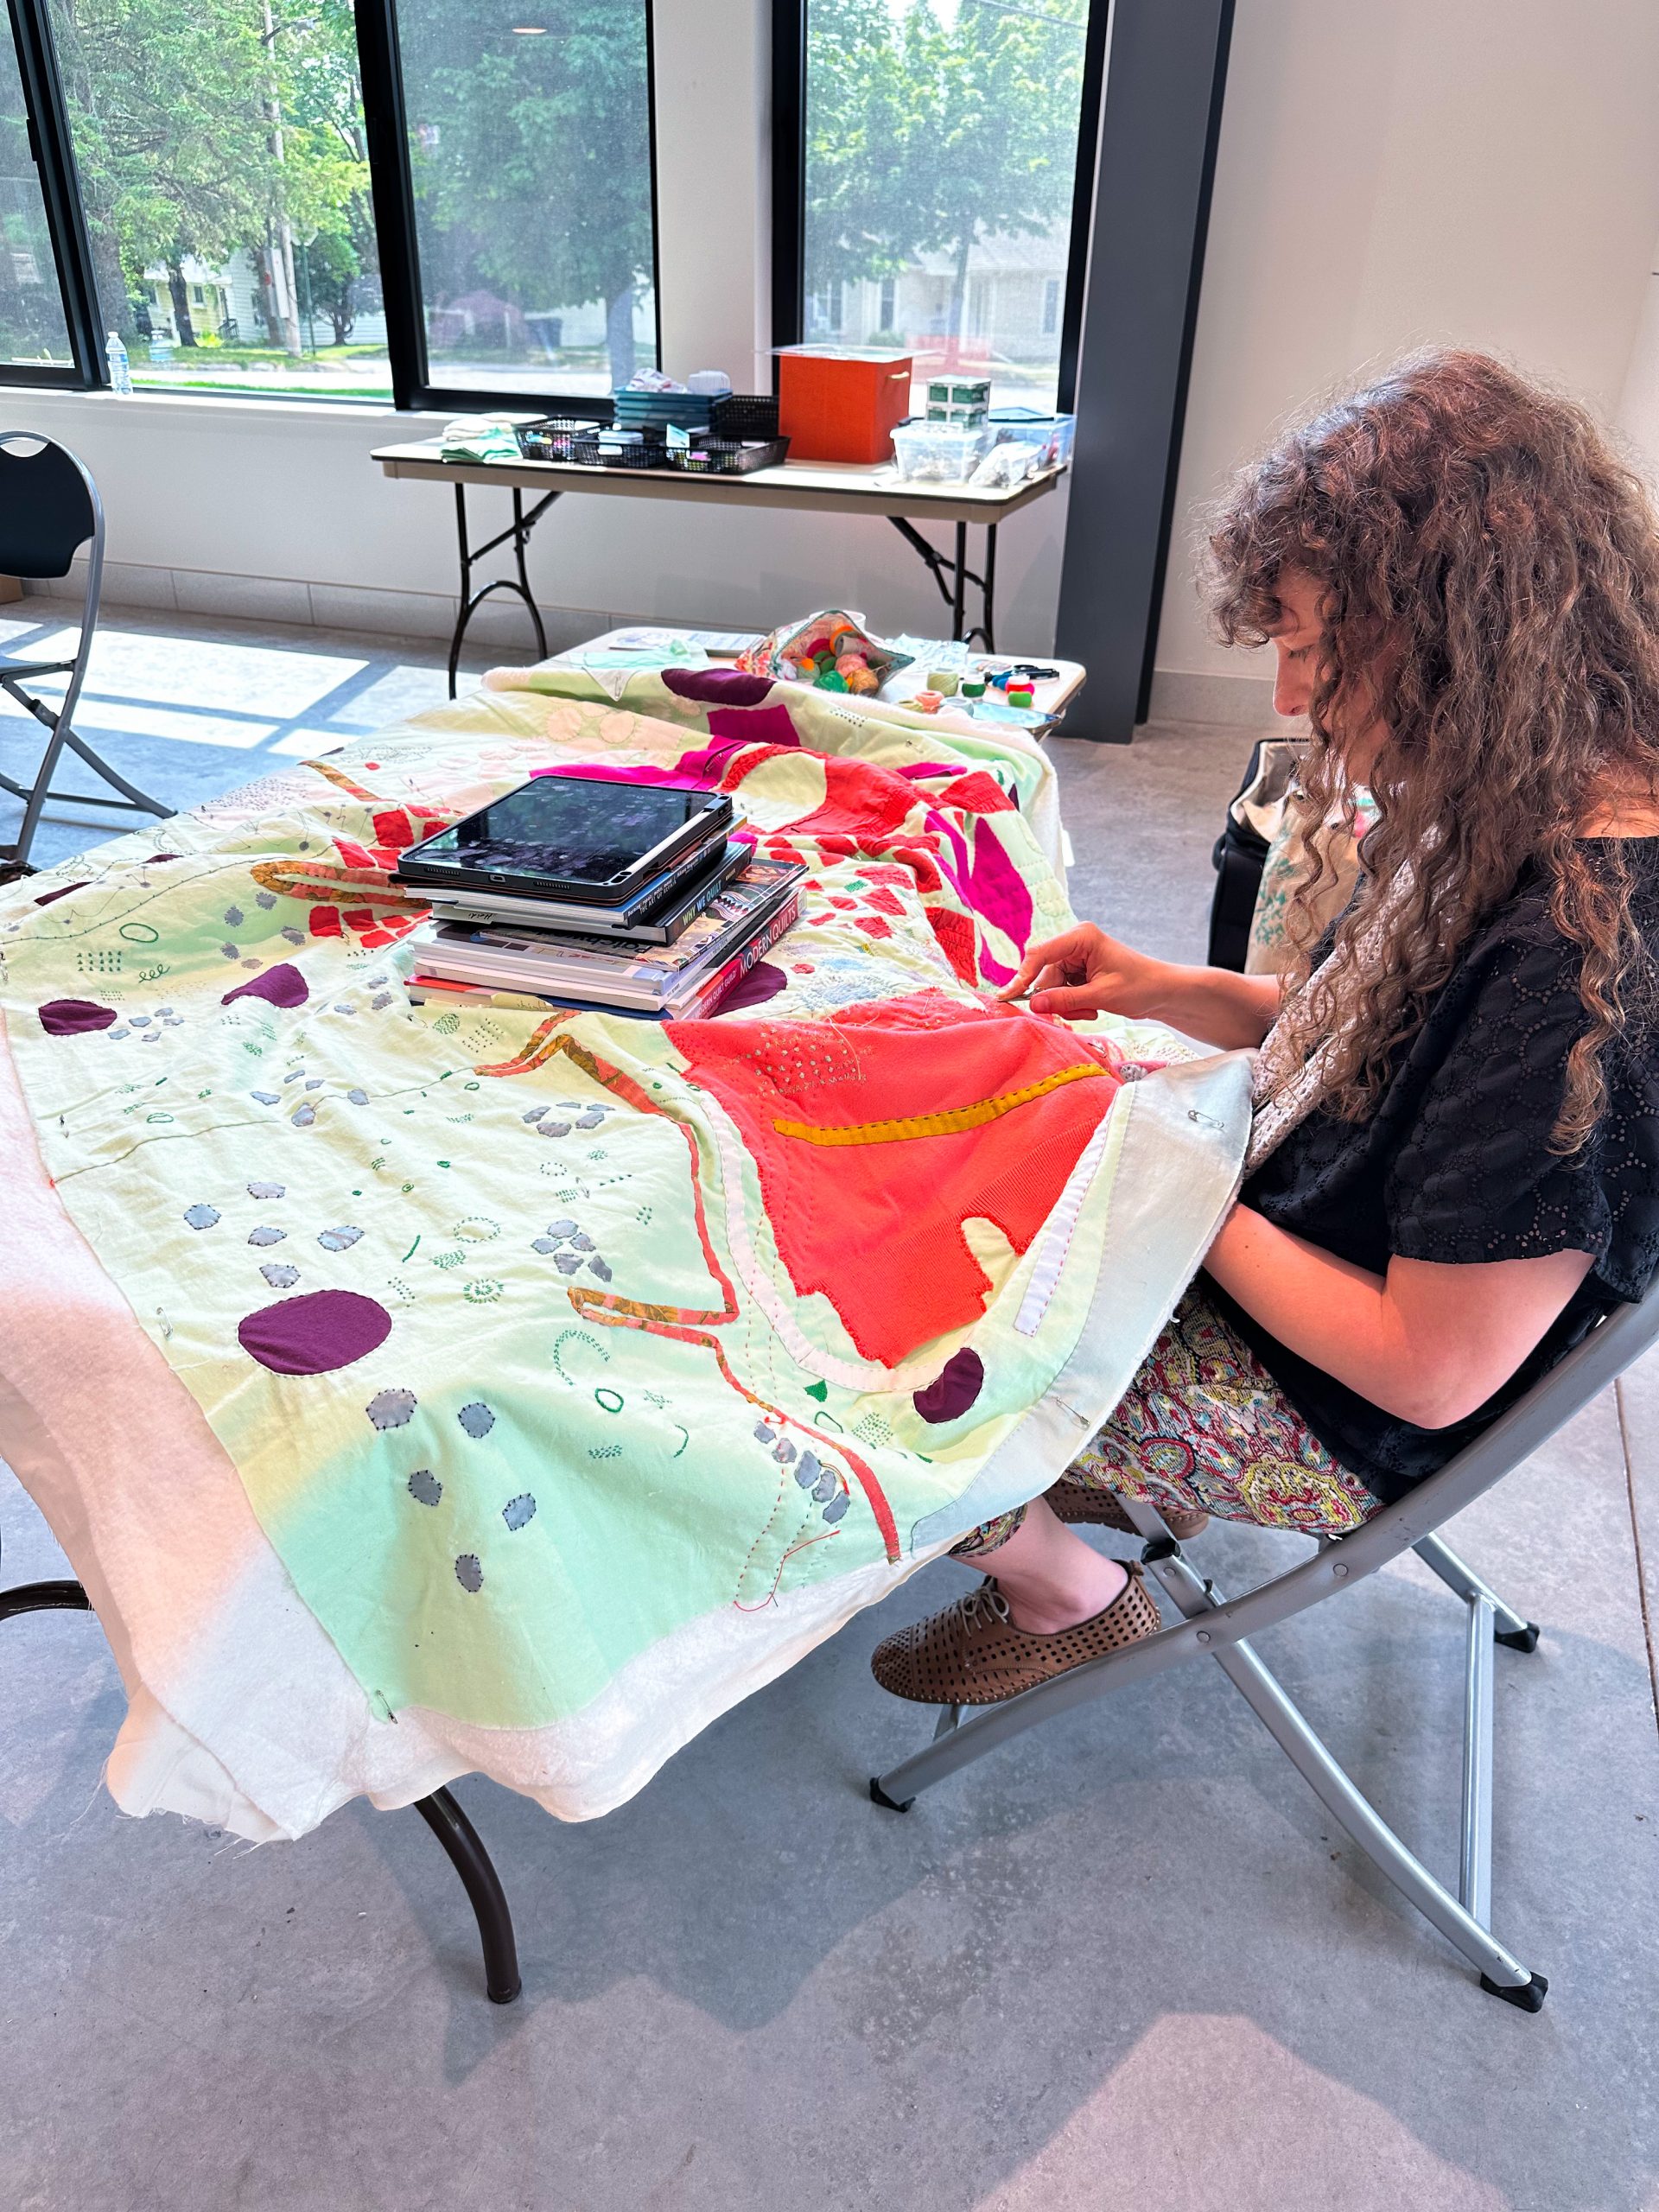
[772,1061,1108,1146]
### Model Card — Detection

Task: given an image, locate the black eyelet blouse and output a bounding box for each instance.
[1209,841,1659,1503]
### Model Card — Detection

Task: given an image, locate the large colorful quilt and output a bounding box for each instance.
[0,664,1249,1836]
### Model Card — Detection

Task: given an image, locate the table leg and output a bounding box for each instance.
[887,516,997,656]
[512,490,550,664]
[447,482,562,699]
[965,524,997,655]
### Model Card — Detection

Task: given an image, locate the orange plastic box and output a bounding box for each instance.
[776,348,914,465]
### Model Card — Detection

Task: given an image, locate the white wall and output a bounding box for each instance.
[13,0,1659,704]
[1155,0,1659,686]
[10,385,1071,652]
[1616,243,1659,486]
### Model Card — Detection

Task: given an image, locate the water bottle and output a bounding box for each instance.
[105,331,132,395]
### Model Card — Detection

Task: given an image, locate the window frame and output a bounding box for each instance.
[771,0,1112,413]
[2,0,105,388]
[353,0,665,420]
[0,0,668,410]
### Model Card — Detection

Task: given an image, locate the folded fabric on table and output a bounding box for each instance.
[0,671,1248,1838]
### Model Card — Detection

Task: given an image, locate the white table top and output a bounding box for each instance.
[372,439,1066,527]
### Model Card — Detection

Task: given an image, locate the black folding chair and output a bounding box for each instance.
[0,432,171,871]
[870,1282,1659,2010]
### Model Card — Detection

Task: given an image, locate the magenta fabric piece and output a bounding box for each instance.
[718,960,787,1014]
[661,667,775,707]
[705,701,802,752]
[38,998,118,1036]
[222,963,309,1010]
[912,1348,985,1423]
[922,808,1031,982]
[530,752,727,791]
[238,1289,393,1375]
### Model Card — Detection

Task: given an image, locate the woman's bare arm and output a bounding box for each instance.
[1205,1204,1595,1427]
[998,925,1281,1048]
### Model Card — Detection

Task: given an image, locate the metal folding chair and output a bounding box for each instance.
[871,1283,1659,2011]
[0,432,171,871]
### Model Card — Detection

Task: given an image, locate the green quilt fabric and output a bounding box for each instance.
[0,668,1237,1752]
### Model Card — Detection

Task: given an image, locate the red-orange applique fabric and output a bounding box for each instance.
[671,991,1126,1365]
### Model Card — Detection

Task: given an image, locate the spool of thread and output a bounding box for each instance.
[960,676,987,700]
[1007,681,1036,711]
[817,669,849,692]
[927,668,960,696]
[912,690,944,715]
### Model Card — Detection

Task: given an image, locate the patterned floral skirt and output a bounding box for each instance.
[952,1287,1384,1559]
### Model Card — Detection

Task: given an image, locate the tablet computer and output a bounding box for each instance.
[396,774,734,907]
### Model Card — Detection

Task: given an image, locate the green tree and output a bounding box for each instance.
[0,60,71,359]
[46,0,371,353]
[806,0,1088,340]
[267,0,376,348]
[400,0,654,385]
[46,0,273,343]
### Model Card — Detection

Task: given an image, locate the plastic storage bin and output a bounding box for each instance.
[888,420,990,483]
[776,348,913,464]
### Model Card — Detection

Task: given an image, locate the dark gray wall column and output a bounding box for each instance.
[1055,0,1235,742]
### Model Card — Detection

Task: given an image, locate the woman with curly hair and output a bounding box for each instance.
[872,350,1659,1706]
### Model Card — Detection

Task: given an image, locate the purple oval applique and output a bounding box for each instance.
[39,998,118,1036]
[912,1347,984,1424]
[222,963,308,1009]
[661,666,774,707]
[238,1289,392,1375]
[719,961,788,1014]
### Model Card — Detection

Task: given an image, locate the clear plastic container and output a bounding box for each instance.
[987,410,1075,468]
[888,421,989,483]
[970,440,1043,490]
[105,331,133,396]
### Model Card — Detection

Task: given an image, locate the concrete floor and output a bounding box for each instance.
[1,607,1656,2212]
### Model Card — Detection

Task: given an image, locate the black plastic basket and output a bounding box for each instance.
[518,420,672,469]
[518,417,602,464]
[709,392,780,442]
[598,440,671,469]
[671,435,790,477]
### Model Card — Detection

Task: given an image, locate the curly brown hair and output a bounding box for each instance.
[1207,349,1659,1152]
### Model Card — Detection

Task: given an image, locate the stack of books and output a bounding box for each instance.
[393,772,804,1021]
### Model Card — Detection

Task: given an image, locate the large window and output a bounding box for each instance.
[799,0,1096,413]
[43,0,391,398]
[0,23,73,367]
[392,0,658,397]
[2,0,1105,418]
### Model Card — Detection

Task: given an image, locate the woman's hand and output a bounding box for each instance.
[999,926,1286,1046]
[996,925,1173,1022]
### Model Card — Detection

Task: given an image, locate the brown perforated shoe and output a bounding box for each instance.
[869,1564,1162,1706]
[1047,1478,1208,1542]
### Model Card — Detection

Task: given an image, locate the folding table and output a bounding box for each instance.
[370,441,1067,694]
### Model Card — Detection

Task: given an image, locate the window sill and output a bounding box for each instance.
[3,385,451,431]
